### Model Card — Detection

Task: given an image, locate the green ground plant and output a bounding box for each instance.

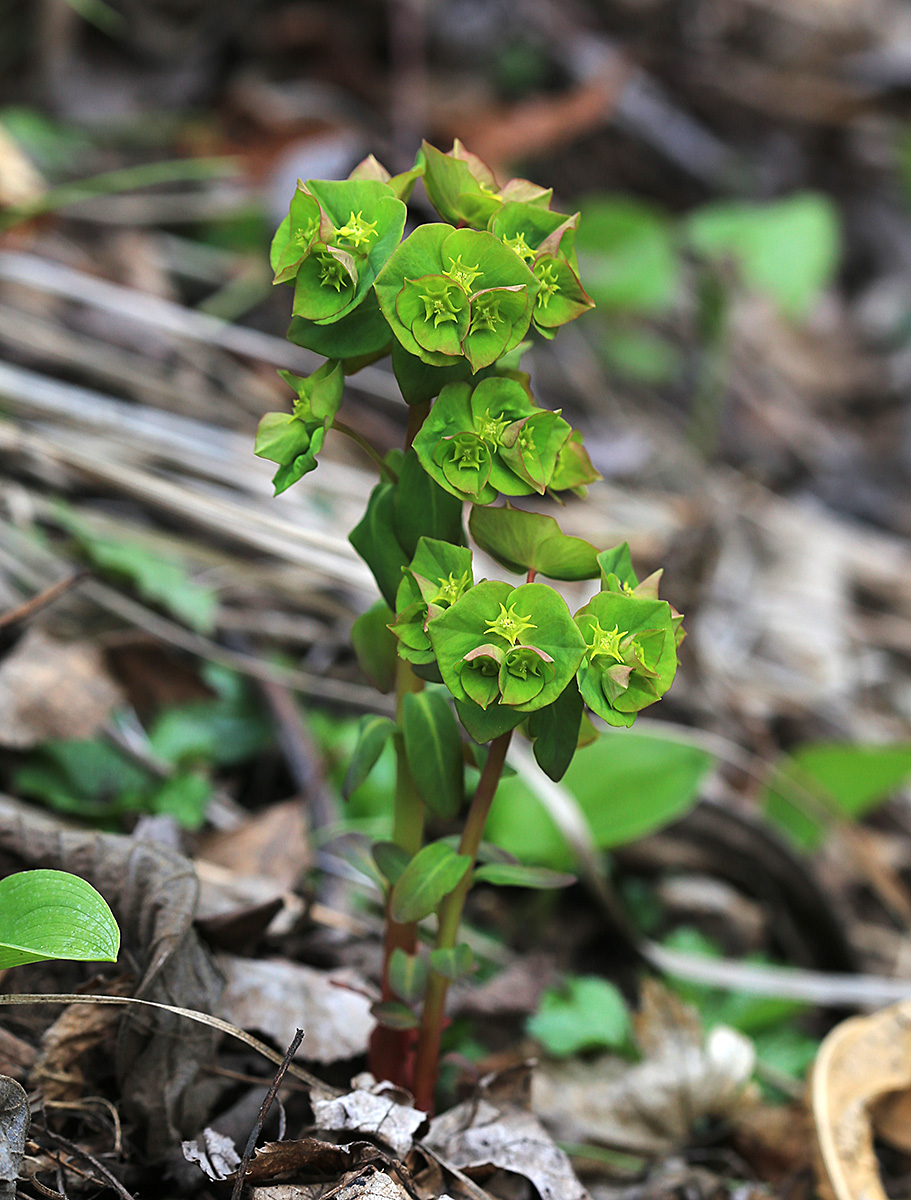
[259,140,685,1109]
[0,869,119,970]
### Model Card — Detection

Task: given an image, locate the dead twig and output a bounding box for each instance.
[231,1027,304,1200]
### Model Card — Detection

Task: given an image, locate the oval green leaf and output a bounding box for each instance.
[389,841,471,923]
[0,869,120,970]
[402,690,464,818]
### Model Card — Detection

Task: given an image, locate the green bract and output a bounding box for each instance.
[254,360,344,495]
[392,538,474,665]
[597,544,685,646]
[574,591,678,727]
[273,177,407,328]
[427,580,585,722]
[419,140,552,229]
[374,224,540,371]
[412,377,572,503]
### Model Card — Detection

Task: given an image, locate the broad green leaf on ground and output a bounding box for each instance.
[527,975,631,1056]
[574,197,680,314]
[402,690,464,818]
[485,731,714,869]
[54,509,218,632]
[390,841,472,922]
[0,869,120,969]
[762,742,911,850]
[685,193,840,318]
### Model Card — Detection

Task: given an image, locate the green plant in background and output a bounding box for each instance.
[259,140,684,1110]
[0,869,119,970]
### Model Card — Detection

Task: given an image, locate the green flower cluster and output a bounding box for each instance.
[392,537,475,667]
[254,361,344,494]
[412,376,577,504]
[574,545,683,727]
[428,581,585,722]
[419,141,594,338]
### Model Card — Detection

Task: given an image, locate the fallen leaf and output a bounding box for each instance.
[425,1093,589,1200]
[812,1001,911,1200]
[313,1077,427,1158]
[0,629,122,748]
[217,954,373,1064]
[182,1128,242,1181]
[0,1027,35,1082]
[0,793,223,1158]
[532,981,756,1156]
[0,1075,28,1200]
[241,1137,383,1184]
[196,799,311,889]
[35,994,124,1101]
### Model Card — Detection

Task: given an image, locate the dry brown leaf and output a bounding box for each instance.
[196,798,311,890]
[0,1075,29,1200]
[0,628,122,748]
[0,794,223,1158]
[812,1001,911,1200]
[425,1093,589,1200]
[182,1127,242,1181]
[217,954,374,1064]
[35,996,123,1101]
[0,1027,35,1082]
[313,1076,427,1158]
[532,981,756,1156]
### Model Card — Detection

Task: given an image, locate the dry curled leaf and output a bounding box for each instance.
[313,1076,427,1159]
[812,1001,911,1200]
[0,794,223,1158]
[182,1128,242,1181]
[217,954,374,1065]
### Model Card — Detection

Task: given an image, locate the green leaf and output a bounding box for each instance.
[429,943,475,981]
[254,411,314,465]
[0,869,120,970]
[393,450,466,561]
[344,715,399,800]
[287,290,392,361]
[391,339,474,405]
[147,771,212,830]
[526,677,584,782]
[762,743,911,850]
[372,840,411,885]
[485,732,714,869]
[469,504,599,580]
[277,359,344,423]
[599,328,682,384]
[349,477,410,608]
[371,1000,419,1030]
[574,197,680,314]
[455,696,525,744]
[388,948,428,1004]
[527,975,630,1057]
[473,862,575,889]
[149,688,272,767]
[55,508,218,633]
[14,738,151,819]
[389,841,472,922]
[351,601,398,693]
[402,690,464,818]
[685,193,840,318]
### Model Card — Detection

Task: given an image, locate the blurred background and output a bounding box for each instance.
[3,2,911,1176]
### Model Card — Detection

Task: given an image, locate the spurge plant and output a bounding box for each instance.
[258,141,684,1110]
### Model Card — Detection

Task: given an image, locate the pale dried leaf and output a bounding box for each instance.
[0,1075,29,1200]
[196,799,311,890]
[182,1128,242,1180]
[0,126,44,207]
[0,1027,36,1081]
[425,1095,589,1200]
[532,983,755,1156]
[0,628,122,748]
[217,954,373,1064]
[36,997,123,1101]
[812,1001,911,1200]
[313,1082,426,1158]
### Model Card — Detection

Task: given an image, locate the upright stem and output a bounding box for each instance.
[369,656,426,1087]
[412,729,513,1111]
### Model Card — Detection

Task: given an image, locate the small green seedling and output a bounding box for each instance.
[259,141,684,1109]
[0,869,120,970]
